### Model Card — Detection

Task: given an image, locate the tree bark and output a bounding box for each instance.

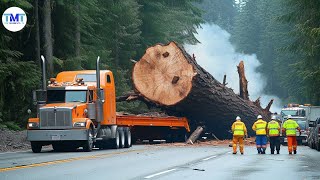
[75,0,80,57]
[186,126,204,144]
[223,74,227,86]
[34,0,40,67]
[132,42,271,137]
[237,61,249,100]
[43,0,53,76]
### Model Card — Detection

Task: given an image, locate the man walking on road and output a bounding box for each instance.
[231,116,248,155]
[282,115,301,154]
[267,116,281,154]
[252,115,267,154]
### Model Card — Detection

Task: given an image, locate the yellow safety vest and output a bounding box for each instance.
[252,119,267,135]
[233,121,245,136]
[283,119,299,136]
[267,120,280,136]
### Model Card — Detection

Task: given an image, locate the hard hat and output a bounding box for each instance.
[257,115,262,119]
[287,115,292,119]
[236,116,241,120]
[271,116,276,120]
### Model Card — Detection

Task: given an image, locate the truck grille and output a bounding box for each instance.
[40,108,72,129]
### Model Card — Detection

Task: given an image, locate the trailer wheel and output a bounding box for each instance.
[31,142,42,153]
[111,128,120,149]
[124,127,132,148]
[119,128,125,148]
[83,127,94,152]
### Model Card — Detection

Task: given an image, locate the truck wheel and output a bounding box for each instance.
[31,142,42,153]
[111,128,120,149]
[119,128,125,148]
[83,127,94,152]
[316,141,320,151]
[52,143,64,152]
[124,127,132,148]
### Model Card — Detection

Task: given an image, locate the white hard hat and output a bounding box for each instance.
[271,116,276,120]
[287,115,292,119]
[236,116,241,120]
[257,115,262,119]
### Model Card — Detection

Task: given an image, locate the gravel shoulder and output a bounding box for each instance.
[0,129,30,152]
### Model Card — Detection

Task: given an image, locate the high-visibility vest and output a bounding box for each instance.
[283,119,299,136]
[253,119,267,135]
[267,120,280,136]
[233,122,245,136]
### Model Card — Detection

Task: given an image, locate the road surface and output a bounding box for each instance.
[0,144,319,180]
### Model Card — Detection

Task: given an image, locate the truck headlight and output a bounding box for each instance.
[28,122,39,128]
[74,122,86,127]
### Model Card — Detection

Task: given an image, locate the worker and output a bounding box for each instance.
[231,116,248,155]
[282,115,301,154]
[252,115,267,154]
[267,116,281,154]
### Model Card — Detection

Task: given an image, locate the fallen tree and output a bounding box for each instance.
[125,42,272,137]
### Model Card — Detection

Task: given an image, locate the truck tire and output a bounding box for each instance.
[119,127,125,148]
[124,127,132,148]
[83,127,94,152]
[111,128,120,149]
[316,140,320,151]
[31,142,42,153]
[52,143,64,152]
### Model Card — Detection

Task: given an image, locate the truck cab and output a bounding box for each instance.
[280,105,308,145]
[27,59,131,153]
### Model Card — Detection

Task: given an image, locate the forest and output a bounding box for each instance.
[0,0,319,129]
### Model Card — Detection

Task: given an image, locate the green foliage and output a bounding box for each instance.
[3,121,22,131]
[0,0,203,128]
[229,0,320,105]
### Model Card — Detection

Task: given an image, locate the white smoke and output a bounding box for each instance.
[185,23,282,113]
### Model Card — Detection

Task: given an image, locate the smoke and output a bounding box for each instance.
[185,23,282,113]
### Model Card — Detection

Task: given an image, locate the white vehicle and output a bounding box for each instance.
[280,104,320,145]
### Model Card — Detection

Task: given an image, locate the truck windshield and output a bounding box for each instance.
[47,90,87,103]
[281,110,298,116]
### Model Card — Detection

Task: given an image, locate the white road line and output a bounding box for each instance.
[144,169,176,179]
[202,155,217,161]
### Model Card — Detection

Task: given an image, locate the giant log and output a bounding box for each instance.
[132,42,271,137]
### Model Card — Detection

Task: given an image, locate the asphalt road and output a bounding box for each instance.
[0,144,319,180]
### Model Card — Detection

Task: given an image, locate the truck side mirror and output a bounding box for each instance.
[309,122,314,127]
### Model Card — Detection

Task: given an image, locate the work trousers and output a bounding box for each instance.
[256,135,267,153]
[287,136,297,153]
[232,136,244,153]
[269,136,280,153]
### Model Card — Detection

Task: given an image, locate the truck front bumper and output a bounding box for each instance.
[27,129,88,141]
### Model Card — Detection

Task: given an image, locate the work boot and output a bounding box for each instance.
[271,151,274,154]
[257,148,261,154]
[241,152,244,155]
[233,152,237,154]
[277,150,280,154]
[289,152,292,155]
[294,150,297,154]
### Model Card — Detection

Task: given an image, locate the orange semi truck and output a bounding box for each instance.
[27,56,190,153]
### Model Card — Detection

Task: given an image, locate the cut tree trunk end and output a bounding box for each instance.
[132,42,196,106]
[186,126,204,144]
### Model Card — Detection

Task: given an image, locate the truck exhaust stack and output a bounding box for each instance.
[96,56,103,123]
[41,55,46,90]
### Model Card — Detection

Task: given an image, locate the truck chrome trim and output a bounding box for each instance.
[40,108,72,129]
[27,129,88,141]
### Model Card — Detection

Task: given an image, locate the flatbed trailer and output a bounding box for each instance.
[116,115,190,143]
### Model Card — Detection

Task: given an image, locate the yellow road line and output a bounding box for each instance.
[0,148,148,172]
